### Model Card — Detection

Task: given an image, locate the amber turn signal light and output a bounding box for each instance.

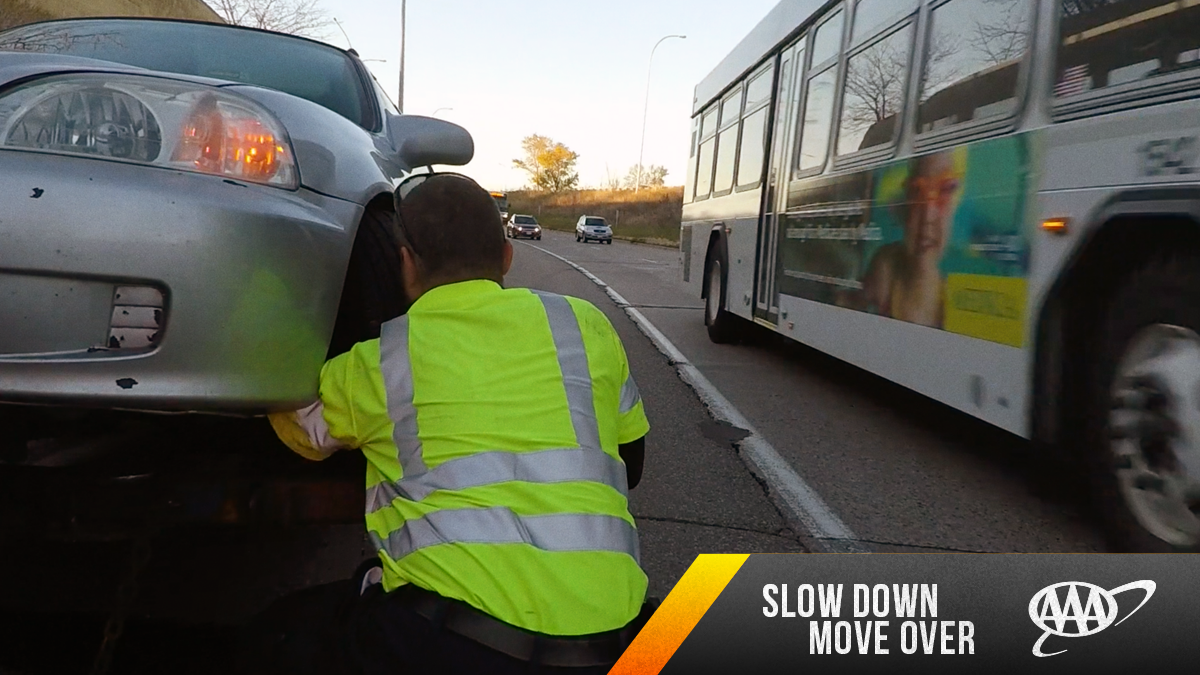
[1042,218,1070,235]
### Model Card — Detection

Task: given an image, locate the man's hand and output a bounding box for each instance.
[268,401,351,462]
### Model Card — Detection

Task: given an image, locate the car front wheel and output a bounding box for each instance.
[327,204,407,359]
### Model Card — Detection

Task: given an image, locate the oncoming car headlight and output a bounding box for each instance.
[0,74,298,189]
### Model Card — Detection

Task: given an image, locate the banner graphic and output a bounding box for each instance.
[624,554,1200,674]
[778,135,1031,348]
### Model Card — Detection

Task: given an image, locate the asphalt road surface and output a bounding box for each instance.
[0,229,1107,674]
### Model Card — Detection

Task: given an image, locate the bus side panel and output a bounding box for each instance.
[725,191,766,321]
[1030,104,1200,351]
[680,219,710,297]
[778,295,1028,435]
[682,188,763,316]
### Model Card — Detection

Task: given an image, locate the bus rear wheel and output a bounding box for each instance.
[1086,252,1200,552]
[705,256,740,344]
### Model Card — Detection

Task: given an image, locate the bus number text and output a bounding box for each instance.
[1138,137,1199,176]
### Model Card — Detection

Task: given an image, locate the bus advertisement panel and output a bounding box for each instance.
[777,135,1031,348]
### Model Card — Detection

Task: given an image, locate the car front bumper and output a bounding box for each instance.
[0,150,360,414]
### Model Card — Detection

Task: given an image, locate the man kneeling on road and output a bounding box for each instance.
[250,173,654,674]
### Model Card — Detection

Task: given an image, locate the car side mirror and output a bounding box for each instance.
[387,114,475,169]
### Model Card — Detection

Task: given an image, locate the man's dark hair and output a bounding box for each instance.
[397,174,505,283]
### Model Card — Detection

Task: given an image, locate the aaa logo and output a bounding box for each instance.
[1028,581,1156,657]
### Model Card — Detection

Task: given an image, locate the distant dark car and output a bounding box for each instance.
[507,214,542,240]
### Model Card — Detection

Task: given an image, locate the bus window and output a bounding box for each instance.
[745,67,774,111]
[837,22,914,155]
[696,137,716,199]
[737,65,774,190]
[850,0,918,46]
[737,107,770,188]
[696,105,719,200]
[811,8,845,67]
[795,68,838,173]
[720,87,743,127]
[701,107,719,139]
[918,0,1031,133]
[714,88,743,194]
[714,125,740,194]
[1055,0,1200,98]
[685,117,700,203]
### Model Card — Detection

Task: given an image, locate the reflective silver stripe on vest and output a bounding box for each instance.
[368,447,627,503]
[380,315,426,477]
[536,292,603,452]
[371,508,640,563]
[619,374,641,415]
[370,292,630,516]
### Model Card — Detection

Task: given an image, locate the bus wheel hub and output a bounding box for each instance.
[1110,323,1200,547]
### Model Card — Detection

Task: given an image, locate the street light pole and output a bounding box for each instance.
[398,0,406,112]
[636,34,685,193]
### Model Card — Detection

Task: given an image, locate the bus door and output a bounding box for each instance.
[755,37,805,323]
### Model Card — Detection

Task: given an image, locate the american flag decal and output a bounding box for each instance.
[1055,64,1090,97]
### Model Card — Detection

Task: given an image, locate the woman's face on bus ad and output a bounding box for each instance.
[903,153,963,263]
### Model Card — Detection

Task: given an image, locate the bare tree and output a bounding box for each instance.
[838,29,962,147]
[969,0,1031,65]
[603,165,624,191]
[919,29,967,104]
[206,0,331,38]
[1061,0,1121,16]
[623,164,667,190]
[839,34,910,140]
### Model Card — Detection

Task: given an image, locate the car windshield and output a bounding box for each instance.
[515,216,536,224]
[0,19,370,128]
[585,218,606,226]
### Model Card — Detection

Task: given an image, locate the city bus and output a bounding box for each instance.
[491,191,510,222]
[680,0,1200,551]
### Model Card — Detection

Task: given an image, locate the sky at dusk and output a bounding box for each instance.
[312,0,780,190]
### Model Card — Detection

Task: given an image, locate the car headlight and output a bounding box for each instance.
[0,74,298,189]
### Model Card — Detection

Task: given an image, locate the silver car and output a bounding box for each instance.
[0,19,473,417]
[575,215,612,244]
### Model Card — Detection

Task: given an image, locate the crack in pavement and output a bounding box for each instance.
[821,538,1000,554]
[632,514,797,540]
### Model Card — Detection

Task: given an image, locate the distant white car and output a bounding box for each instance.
[575,216,612,244]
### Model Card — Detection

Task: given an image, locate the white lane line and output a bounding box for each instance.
[522,242,868,554]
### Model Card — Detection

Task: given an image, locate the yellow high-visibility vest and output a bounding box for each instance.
[277,279,650,636]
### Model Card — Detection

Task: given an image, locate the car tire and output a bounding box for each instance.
[704,253,740,345]
[326,204,407,359]
[605,240,612,245]
[1083,251,1200,552]
[536,236,542,240]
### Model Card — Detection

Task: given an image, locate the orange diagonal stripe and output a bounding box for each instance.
[610,554,750,675]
